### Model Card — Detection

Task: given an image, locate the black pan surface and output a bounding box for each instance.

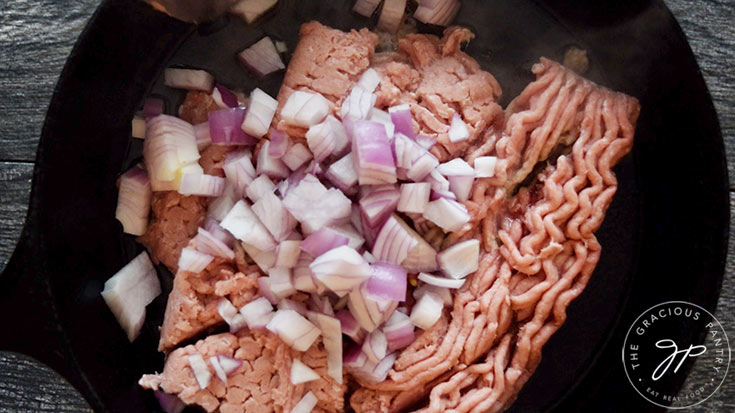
[0,0,727,412]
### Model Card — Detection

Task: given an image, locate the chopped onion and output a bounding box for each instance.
[448,112,469,142]
[437,158,475,202]
[424,168,450,192]
[418,272,465,288]
[415,134,436,150]
[310,245,372,296]
[282,91,331,128]
[229,0,278,24]
[209,107,257,146]
[178,173,226,197]
[397,182,430,214]
[144,115,200,191]
[252,192,297,241]
[240,297,275,328]
[101,252,161,342]
[243,242,277,273]
[377,0,406,33]
[241,88,278,138]
[410,291,444,330]
[306,118,338,162]
[368,108,395,140]
[383,310,415,351]
[212,84,239,109]
[348,282,398,333]
[353,0,382,17]
[223,149,256,196]
[227,313,248,333]
[341,85,375,121]
[131,115,146,139]
[309,312,343,383]
[208,356,228,384]
[350,120,397,185]
[335,309,365,343]
[268,128,290,158]
[276,240,301,268]
[268,267,296,299]
[193,122,211,150]
[204,218,236,246]
[393,133,438,181]
[438,239,480,279]
[266,309,321,351]
[301,227,349,258]
[178,247,214,273]
[275,40,288,53]
[116,166,151,236]
[325,153,359,192]
[359,185,400,228]
[389,104,414,139]
[238,36,285,77]
[164,68,214,92]
[329,224,365,250]
[195,227,235,260]
[367,261,407,303]
[278,298,308,316]
[282,143,313,171]
[282,174,352,234]
[414,0,461,26]
[142,96,165,118]
[362,251,376,263]
[246,174,276,203]
[414,284,453,307]
[293,254,317,293]
[348,351,397,384]
[474,156,497,178]
[257,140,290,179]
[372,214,437,272]
[216,297,239,327]
[187,354,211,389]
[207,184,239,221]
[362,329,387,363]
[357,68,381,93]
[423,198,470,232]
[291,359,320,384]
[292,391,318,413]
[217,355,243,376]
[154,390,184,413]
[220,200,277,251]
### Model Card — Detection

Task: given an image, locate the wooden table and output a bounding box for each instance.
[0,0,732,411]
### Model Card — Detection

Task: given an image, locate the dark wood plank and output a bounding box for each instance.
[0,0,102,162]
[0,162,32,274]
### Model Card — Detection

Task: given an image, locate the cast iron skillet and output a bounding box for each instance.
[0,0,727,411]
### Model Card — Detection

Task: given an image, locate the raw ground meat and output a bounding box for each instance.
[179,90,221,124]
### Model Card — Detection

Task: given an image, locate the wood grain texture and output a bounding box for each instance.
[0,0,732,412]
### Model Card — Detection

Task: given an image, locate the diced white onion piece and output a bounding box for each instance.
[240,297,274,328]
[362,329,387,363]
[330,224,365,250]
[377,0,406,33]
[187,354,211,389]
[131,115,146,139]
[266,309,321,351]
[229,0,277,24]
[309,245,372,297]
[221,200,277,251]
[414,0,461,26]
[268,267,296,299]
[237,36,285,77]
[383,310,415,351]
[257,141,290,178]
[207,183,239,221]
[397,182,430,214]
[241,88,278,138]
[340,85,375,121]
[325,153,359,192]
[246,174,276,203]
[350,120,397,185]
[116,166,151,236]
[309,312,343,383]
[293,254,317,293]
[352,0,382,17]
[223,149,256,197]
[335,309,365,343]
[281,91,331,128]
[178,173,226,197]
[209,356,228,384]
[372,214,437,272]
[275,240,301,268]
[438,239,480,279]
[243,242,277,273]
[410,291,444,330]
[448,113,469,142]
[474,156,497,178]
[101,252,161,342]
[423,198,470,232]
[414,284,453,307]
[282,143,313,171]
[164,68,214,92]
[418,272,465,288]
[252,192,297,241]
[292,391,318,413]
[144,115,200,191]
[291,359,320,385]
[282,174,352,234]
[216,297,239,326]
[178,248,214,273]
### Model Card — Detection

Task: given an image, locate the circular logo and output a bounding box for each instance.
[622,301,730,409]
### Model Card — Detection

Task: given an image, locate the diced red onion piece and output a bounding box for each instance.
[306,118,338,162]
[193,122,211,150]
[257,141,290,179]
[397,182,430,214]
[423,198,470,232]
[164,68,214,92]
[178,248,214,273]
[290,359,320,384]
[241,297,275,327]
[241,88,277,138]
[216,297,239,326]
[154,390,184,413]
[325,153,359,192]
[266,309,321,351]
[212,84,239,108]
[223,149,256,196]
[414,0,461,26]
[357,68,381,93]
[243,242,277,273]
[268,267,296,299]
[334,295,349,311]
[282,91,331,128]
[437,158,475,202]
[383,310,415,351]
[414,284,453,307]
[448,112,469,142]
[330,224,365,250]
[350,351,397,384]
[410,291,444,330]
[227,313,248,333]
[293,254,317,293]
[101,252,161,342]
[207,184,239,222]
[418,272,465,288]
[372,214,437,272]
[348,282,397,333]
[221,200,277,251]
[276,240,301,268]
[362,251,376,264]
[366,261,407,302]
[209,356,228,384]
[209,107,257,146]
[341,85,375,121]
[353,0,382,16]
[438,239,480,279]
[187,354,211,389]
[424,168,450,192]
[282,174,351,234]
[179,173,226,197]
[252,192,297,241]
[292,391,318,413]
[474,156,497,178]
[336,309,365,343]
[142,97,165,118]
[368,108,395,139]
[350,120,397,185]
[377,0,406,33]
[246,174,276,202]
[309,312,343,383]
[278,298,308,316]
[282,143,313,171]
[446,175,473,202]
[195,227,235,259]
[204,217,235,246]
[144,115,200,191]
[415,134,436,150]
[359,185,400,228]
[217,355,243,376]
[389,104,414,139]
[116,166,151,236]
[257,276,279,305]
[229,0,277,24]
[362,329,387,363]
[238,36,285,77]
[310,245,372,297]
[268,128,290,158]
[301,227,349,258]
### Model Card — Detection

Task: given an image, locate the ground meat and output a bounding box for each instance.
[179,90,220,124]
[141,330,345,413]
